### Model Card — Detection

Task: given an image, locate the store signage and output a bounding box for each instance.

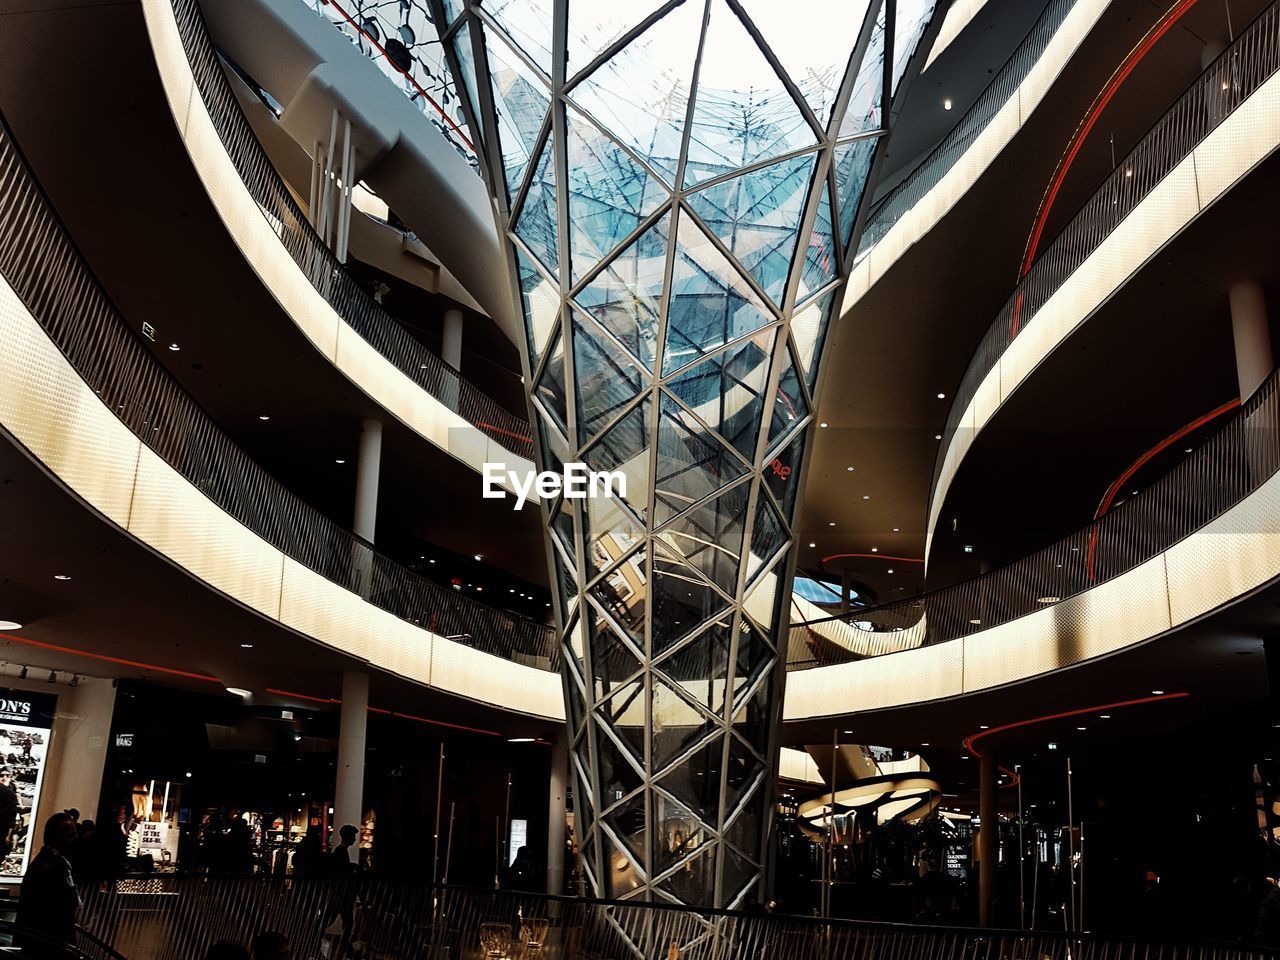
[0,687,57,880]
[0,699,33,724]
[115,732,135,748]
[483,463,626,511]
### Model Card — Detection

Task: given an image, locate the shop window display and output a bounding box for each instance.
[0,689,56,878]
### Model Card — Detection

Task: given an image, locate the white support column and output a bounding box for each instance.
[442,308,464,412]
[333,671,369,848]
[353,418,383,543]
[546,734,568,895]
[1230,279,1273,400]
[35,677,116,829]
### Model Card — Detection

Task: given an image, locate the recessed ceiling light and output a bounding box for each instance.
[0,620,20,631]
[936,393,946,399]
[963,545,973,554]
[862,495,870,500]
[943,97,953,110]
[1099,714,1111,719]
[1037,596,1060,604]
[892,527,900,532]
[226,687,251,698]
[887,569,894,574]
[1152,689,1164,696]
[53,574,71,581]
[819,421,829,428]
[168,343,181,352]
[508,737,535,743]
[934,434,942,440]
[335,459,346,464]
[240,643,254,649]
[828,521,836,527]
[808,542,816,548]
[259,415,270,421]
[1125,168,1133,177]
[870,547,878,552]
[474,554,483,561]
[1048,742,1058,750]
[1076,726,1086,731]
[1185,447,1193,453]
[921,742,930,747]
[979,725,989,730]
[846,466,854,472]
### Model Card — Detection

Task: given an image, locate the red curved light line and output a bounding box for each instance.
[267,689,503,737]
[3,633,222,683]
[1085,398,1238,578]
[477,422,533,443]
[1011,0,1203,336]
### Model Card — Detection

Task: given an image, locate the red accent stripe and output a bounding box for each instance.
[4,633,222,683]
[271,688,501,736]
[820,552,924,565]
[476,422,533,443]
[963,691,1190,757]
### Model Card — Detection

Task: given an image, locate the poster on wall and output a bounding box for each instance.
[0,688,57,879]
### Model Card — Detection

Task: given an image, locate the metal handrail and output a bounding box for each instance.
[75,875,1280,960]
[166,0,533,460]
[933,1,1280,500]
[789,357,1280,668]
[857,0,1080,257]
[0,117,558,671]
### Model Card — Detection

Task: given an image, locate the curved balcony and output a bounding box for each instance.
[143,0,535,473]
[785,353,1280,718]
[928,1,1280,551]
[0,116,561,720]
[845,0,1110,308]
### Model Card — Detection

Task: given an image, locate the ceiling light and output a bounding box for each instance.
[1099,714,1111,719]
[335,459,346,464]
[846,466,854,472]
[921,742,930,747]
[1185,447,1193,453]
[294,735,302,742]
[943,98,953,110]
[960,754,969,760]
[1151,689,1164,696]
[53,574,71,581]
[47,670,57,683]
[862,495,870,500]
[936,393,945,399]
[1037,596,1060,604]
[226,687,252,698]
[892,527,900,532]
[870,547,878,553]
[18,667,27,680]
[820,421,829,428]
[1048,742,1058,750]
[508,737,535,743]
[1076,726,1086,731]
[185,772,192,778]
[474,554,483,561]
[828,521,836,527]
[168,343,181,352]
[979,725,989,730]
[963,545,973,554]
[258,415,270,421]
[887,569,894,574]
[240,643,254,649]
[1125,168,1133,177]
[808,542,816,548]
[0,621,20,631]
[934,434,942,440]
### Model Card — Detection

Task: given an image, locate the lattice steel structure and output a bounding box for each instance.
[426,0,937,907]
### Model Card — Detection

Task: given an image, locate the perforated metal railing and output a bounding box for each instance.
[856,0,1080,257]
[167,0,533,460]
[934,1,1280,497]
[789,360,1280,669]
[0,116,558,670]
[75,875,1280,960]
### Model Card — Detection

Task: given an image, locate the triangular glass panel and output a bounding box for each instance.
[767,343,808,447]
[792,291,835,389]
[652,793,711,875]
[724,734,764,815]
[599,681,646,758]
[574,210,669,371]
[685,153,815,305]
[746,493,786,586]
[514,132,559,274]
[583,396,652,520]
[552,548,578,623]
[656,733,723,823]
[565,665,588,738]
[656,838,717,903]
[655,620,733,718]
[720,843,758,904]
[484,0,554,78]
[732,675,774,756]
[683,0,817,186]
[742,559,781,632]
[662,212,775,375]
[736,0,875,129]
[588,570,647,661]
[551,497,577,559]
[573,316,645,445]
[650,552,732,655]
[566,0,668,80]
[485,28,552,204]
[595,721,644,804]
[574,740,595,807]
[451,24,483,146]
[893,0,936,94]
[515,247,559,369]
[567,0,703,185]
[566,107,668,283]
[654,393,748,523]
[585,495,645,577]
[724,784,762,862]
[763,424,804,515]
[838,2,885,137]
[657,482,750,596]
[533,327,569,433]
[733,621,774,704]
[834,134,878,248]
[798,180,837,301]
[603,790,648,870]
[602,830,645,898]
[665,331,773,461]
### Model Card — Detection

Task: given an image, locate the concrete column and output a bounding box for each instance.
[1231,280,1273,400]
[546,734,568,895]
[442,308,464,411]
[979,751,998,926]
[35,677,116,829]
[353,418,383,542]
[333,671,369,848]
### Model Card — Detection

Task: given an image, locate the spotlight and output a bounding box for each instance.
[47,670,57,683]
[19,666,27,680]
[69,675,79,688]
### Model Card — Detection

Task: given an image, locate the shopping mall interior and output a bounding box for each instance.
[0,0,1279,956]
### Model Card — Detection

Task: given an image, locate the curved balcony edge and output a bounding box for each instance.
[926,11,1280,557]
[140,0,539,492]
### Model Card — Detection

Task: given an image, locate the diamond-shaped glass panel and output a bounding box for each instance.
[657,734,723,823]
[763,423,804,515]
[742,563,781,633]
[656,620,733,718]
[737,0,875,128]
[552,497,577,558]
[590,555,647,651]
[683,1,817,186]
[652,676,719,774]
[732,677,773,757]
[485,0,554,77]
[685,153,815,304]
[583,396,651,520]
[665,331,772,461]
[573,316,644,444]
[792,291,835,388]
[767,343,808,447]
[514,133,559,274]
[574,740,595,807]
[720,843,758,904]
[839,2,885,137]
[724,784,762,862]
[604,790,648,868]
[552,544,577,621]
[746,493,786,585]
[798,181,837,301]
[566,107,667,283]
[534,327,568,432]
[596,722,644,802]
[602,831,644,898]
[724,735,764,815]
[651,555,732,654]
[658,481,750,596]
[599,681,646,756]
[486,29,551,204]
[516,248,559,368]
[662,211,775,375]
[568,0,702,185]
[834,134,878,248]
[654,393,748,522]
[585,496,644,577]
[574,210,668,371]
[653,794,711,875]
[733,622,774,704]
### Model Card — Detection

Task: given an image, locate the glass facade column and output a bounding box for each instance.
[431,0,936,907]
